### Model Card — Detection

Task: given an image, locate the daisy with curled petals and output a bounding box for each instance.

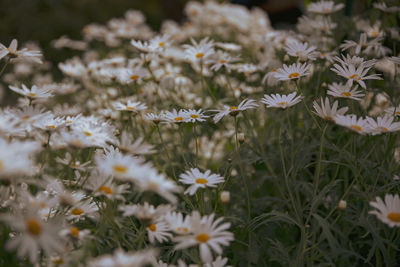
[261,92,302,109]
[213,98,258,123]
[183,37,215,63]
[113,99,147,112]
[0,39,42,63]
[327,82,365,101]
[144,112,166,124]
[147,220,173,244]
[366,115,400,135]
[9,84,54,99]
[208,51,240,72]
[330,56,382,89]
[183,109,209,123]
[179,168,225,195]
[369,194,400,227]
[284,41,319,61]
[334,114,371,135]
[119,202,172,222]
[307,0,344,14]
[174,212,234,263]
[313,97,348,122]
[273,63,310,81]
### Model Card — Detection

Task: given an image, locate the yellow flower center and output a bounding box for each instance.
[98,186,113,195]
[28,92,36,97]
[174,117,183,122]
[351,125,362,132]
[396,112,400,115]
[324,116,334,122]
[196,52,204,58]
[323,8,330,13]
[279,102,287,107]
[126,106,135,111]
[113,164,128,174]
[158,41,165,47]
[341,92,352,97]
[288,72,300,79]
[190,114,199,119]
[47,125,55,129]
[83,131,92,136]
[349,74,361,80]
[196,233,210,243]
[195,178,208,184]
[229,106,238,111]
[52,257,64,265]
[387,212,400,222]
[376,127,388,132]
[71,208,84,215]
[67,120,73,124]
[148,223,157,232]
[70,227,80,238]
[26,219,42,236]
[220,59,227,64]
[130,75,140,80]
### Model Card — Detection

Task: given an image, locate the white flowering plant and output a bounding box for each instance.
[0,1,400,266]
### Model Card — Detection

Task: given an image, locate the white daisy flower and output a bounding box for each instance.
[385,105,400,117]
[0,208,64,263]
[116,67,149,84]
[373,2,400,13]
[119,202,172,221]
[88,249,157,267]
[273,63,310,81]
[334,114,371,135]
[284,41,319,61]
[340,33,383,55]
[163,109,187,123]
[68,199,99,221]
[208,51,240,72]
[213,98,258,123]
[113,100,147,112]
[313,97,348,122]
[183,37,215,63]
[389,56,400,65]
[9,84,54,99]
[261,92,303,109]
[183,109,209,123]
[84,170,129,200]
[174,212,234,263]
[33,114,66,131]
[0,39,42,63]
[144,112,166,124]
[330,56,382,89]
[179,168,225,195]
[147,220,173,244]
[369,194,400,227]
[327,82,365,100]
[118,132,155,155]
[366,115,400,135]
[164,212,191,235]
[307,0,344,14]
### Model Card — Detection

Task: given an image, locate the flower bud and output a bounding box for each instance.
[220,191,230,203]
[284,54,290,62]
[238,133,245,143]
[338,200,347,210]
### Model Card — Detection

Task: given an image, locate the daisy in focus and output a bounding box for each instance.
[273,63,310,81]
[183,37,215,63]
[369,194,400,227]
[174,212,234,263]
[179,168,225,195]
[261,92,302,109]
[327,82,365,101]
[213,98,258,123]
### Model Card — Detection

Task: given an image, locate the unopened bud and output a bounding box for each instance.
[238,133,245,143]
[284,54,290,62]
[321,82,327,88]
[338,200,347,210]
[220,191,230,203]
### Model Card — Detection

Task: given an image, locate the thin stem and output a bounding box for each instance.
[0,58,11,77]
